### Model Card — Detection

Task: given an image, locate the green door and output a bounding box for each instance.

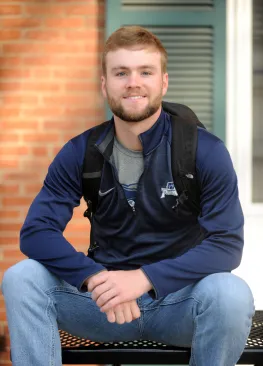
[105,0,226,141]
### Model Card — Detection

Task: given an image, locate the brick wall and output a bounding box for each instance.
[0,1,105,364]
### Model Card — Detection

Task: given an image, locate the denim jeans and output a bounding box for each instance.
[1,258,255,366]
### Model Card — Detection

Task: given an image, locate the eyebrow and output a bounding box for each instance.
[111,65,157,72]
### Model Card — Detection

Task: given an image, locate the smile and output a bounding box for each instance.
[124,96,146,100]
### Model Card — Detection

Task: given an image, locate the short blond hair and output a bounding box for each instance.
[102,26,167,75]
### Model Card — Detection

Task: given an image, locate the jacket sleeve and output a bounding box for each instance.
[20,139,106,291]
[141,140,244,299]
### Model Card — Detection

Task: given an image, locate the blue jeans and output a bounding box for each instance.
[1,259,255,366]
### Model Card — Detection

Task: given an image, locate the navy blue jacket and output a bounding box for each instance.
[20,110,244,299]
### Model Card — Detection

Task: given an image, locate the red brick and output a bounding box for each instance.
[0,237,19,246]
[0,134,19,143]
[3,43,45,54]
[0,211,20,219]
[0,185,19,194]
[21,82,60,92]
[43,95,91,106]
[65,4,95,15]
[3,248,24,259]
[0,69,30,78]
[0,5,21,15]
[0,224,21,232]
[31,69,51,78]
[53,68,92,79]
[22,107,64,118]
[0,160,18,169]
[43,121,76,130]
[2,197,33,207]
[45,17,85,28]
[32,147,48,156]
[2,95,38,104]
[0,120,39,129]
[2,17,41,28]
[25,5,64,16]
[0,82,22,91]
[0,30,20,41]
[24,183,42,195]
[3,172,42,181]
[25,30,61,41]
[0,108,20,117]
[0,57,21,67]
[23,133,59,143]
[65,82,99,92]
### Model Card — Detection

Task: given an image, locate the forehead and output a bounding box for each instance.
[106,48,162,70]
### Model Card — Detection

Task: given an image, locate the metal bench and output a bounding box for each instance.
[60,310,263,365]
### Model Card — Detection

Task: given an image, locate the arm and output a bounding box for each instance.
[20,139,106,291]
[141,139,244,299]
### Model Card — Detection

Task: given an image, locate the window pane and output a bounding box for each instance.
[252,0,263,202]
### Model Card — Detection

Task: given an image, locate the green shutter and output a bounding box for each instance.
[106,0,226,140]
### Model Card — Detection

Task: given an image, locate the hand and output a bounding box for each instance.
[86,269,152,313]
[106,300,141,324]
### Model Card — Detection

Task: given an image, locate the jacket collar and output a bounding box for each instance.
[95,109,170,158]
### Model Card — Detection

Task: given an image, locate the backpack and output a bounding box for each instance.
[82,101,205,251]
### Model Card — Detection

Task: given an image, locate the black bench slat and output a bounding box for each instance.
[60,310,263,365]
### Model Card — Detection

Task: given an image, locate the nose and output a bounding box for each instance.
[126,72,141,89]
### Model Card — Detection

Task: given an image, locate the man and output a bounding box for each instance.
[2,26,255,366]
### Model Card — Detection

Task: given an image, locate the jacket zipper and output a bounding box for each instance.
[94,144,136,215]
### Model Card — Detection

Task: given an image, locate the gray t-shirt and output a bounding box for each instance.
[110,137,144,210]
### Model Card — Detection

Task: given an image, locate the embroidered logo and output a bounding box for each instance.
[161,182,178,199]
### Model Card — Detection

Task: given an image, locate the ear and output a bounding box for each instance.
[162,73,169,97]
[101,75,107,98]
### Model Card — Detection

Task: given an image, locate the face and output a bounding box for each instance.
[101,47,168,123]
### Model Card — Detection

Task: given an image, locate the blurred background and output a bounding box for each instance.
[0,0,262,364]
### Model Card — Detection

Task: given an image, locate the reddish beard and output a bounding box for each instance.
[106,90,163,123]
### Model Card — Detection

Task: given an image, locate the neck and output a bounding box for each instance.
[113,107,162,151]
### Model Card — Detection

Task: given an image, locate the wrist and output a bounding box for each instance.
[137,269,153,292]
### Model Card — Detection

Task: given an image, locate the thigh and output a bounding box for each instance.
[50,282,141,342]
[140,272,254,347]
[2,259,141,343]
[139,283,198,347]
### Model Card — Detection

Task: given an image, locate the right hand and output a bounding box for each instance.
[105,300,141,324]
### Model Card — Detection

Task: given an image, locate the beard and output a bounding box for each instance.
[106,89,163,123]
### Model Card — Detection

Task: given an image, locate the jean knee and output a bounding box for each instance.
[194,273,255,322]
[1,259,52,297]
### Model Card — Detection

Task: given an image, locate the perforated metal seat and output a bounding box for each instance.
[60,310,263,365]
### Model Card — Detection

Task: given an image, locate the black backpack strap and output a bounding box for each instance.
[162,101,205,129]
[170,115,201,214]
[82,120,111,221]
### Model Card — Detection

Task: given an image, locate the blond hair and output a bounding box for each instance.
[102,26,167,75]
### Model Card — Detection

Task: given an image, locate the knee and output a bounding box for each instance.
[194,273,255,324]
[1,259,47,297]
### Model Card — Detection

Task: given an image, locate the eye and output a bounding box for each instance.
[141,71,152,76]
[116,72,127,77]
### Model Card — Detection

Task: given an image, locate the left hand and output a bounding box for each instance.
[87,269,152,313]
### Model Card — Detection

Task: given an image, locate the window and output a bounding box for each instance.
[252,0,263,202]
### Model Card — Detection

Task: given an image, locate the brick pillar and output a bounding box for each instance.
[0,1,105,364]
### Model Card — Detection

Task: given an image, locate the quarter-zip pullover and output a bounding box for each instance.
[20,110,244,299]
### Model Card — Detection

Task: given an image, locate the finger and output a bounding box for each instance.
[122,303,133,323]
[91,282,113,302]
[87,272,108,292]
[114,305,125,325]
[130,301,141,319]
[106,309,116,323]
[96,289,118,308]
[100,296,122,313]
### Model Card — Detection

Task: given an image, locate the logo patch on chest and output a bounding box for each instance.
[161,182,178,198]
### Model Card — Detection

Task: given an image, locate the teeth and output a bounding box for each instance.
[127,96,144,99]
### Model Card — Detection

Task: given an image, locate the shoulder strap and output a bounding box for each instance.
[82,120,111,221]
[162,101,204,214]
[170,115,201,214]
